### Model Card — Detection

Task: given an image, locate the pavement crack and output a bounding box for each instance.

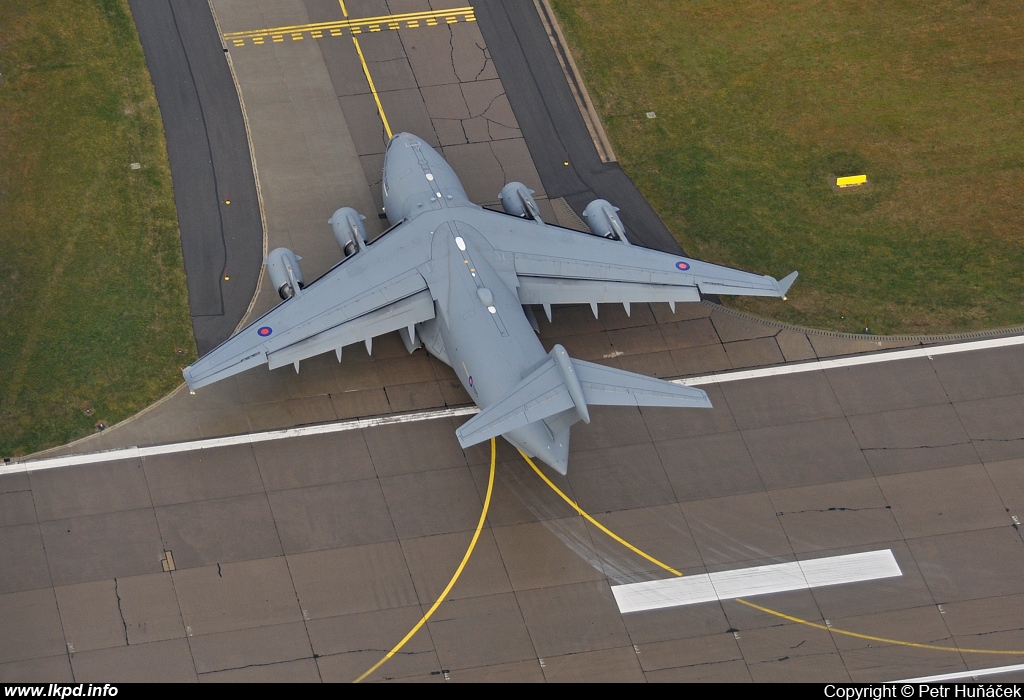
[485,117,519,141]
[447,24,458,81]
[859,435,1023,453]
[647,656,745,673]
[318,648,429,658]
[488,141,509,185]
[750,651,836,667]
[860,441,972,452]
[776,505,892,516]
[473,92,516,129]
[196,656,311,675]
[217,563,222,578]
[474,41,491,80]
[972,626,1024,637]
[114,578,129,646]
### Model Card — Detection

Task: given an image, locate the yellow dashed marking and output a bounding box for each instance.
[222,6,476,46]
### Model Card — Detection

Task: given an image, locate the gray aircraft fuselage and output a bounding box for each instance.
[184,132,793,473]
[382,133,569,470]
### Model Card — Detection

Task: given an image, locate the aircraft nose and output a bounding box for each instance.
[387,132,415,149]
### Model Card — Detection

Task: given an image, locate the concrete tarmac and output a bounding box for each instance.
[3,0,1024,683]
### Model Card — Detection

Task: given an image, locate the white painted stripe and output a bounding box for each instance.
[895,663,1024,683]
[612,549,901,613]
[0,406,480,476]
[673,333,1024,387]
[5,333,1021,475]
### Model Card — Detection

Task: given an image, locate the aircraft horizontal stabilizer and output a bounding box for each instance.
[573,359,712,409]
[456,345,711,450]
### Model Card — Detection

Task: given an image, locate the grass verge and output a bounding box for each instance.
[551,0,1024,334]
[0,0,196,457]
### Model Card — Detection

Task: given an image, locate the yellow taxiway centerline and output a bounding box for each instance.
[338,0,392,140]
[353,438,497,683]
[350,33,393,140]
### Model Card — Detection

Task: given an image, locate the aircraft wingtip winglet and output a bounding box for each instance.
[778,271,799,298]
[182,367,196,394]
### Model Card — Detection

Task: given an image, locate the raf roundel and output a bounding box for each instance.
[257,326,273,337]
[675,261,691,271]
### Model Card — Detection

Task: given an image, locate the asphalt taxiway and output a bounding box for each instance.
[3,0,1024,683]
[129,0,264,355]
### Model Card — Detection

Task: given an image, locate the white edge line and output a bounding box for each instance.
[673,334,1024,387]
[893,662,1024,683]
[6,332,1022,475]
[1,406,480,476]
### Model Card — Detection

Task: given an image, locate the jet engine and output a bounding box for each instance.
[265,247,305,300]
[499,182,542,222]
[328,207,368,257]
[582,199,630,244]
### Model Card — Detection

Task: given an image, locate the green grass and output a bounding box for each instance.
[551,0,1024,334]
[0,0,196,457]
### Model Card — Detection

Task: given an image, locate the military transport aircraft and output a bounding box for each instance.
[183,133,797,474]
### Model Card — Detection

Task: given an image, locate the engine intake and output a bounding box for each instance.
[265,247,305,300]
[328,207,368,257]
[582,199,630,244]
[499,182,542,222]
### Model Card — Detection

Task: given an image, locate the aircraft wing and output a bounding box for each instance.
[183,231,435,391]
[471,215,796,306]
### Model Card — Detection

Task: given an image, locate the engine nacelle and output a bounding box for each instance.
[265,247,305,300]
[328,207,368,257]
[582,199,630,244]
[499,182,542,222]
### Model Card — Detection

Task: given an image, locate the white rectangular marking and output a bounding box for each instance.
[895,663,1024,683]
[612,550,901,613]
